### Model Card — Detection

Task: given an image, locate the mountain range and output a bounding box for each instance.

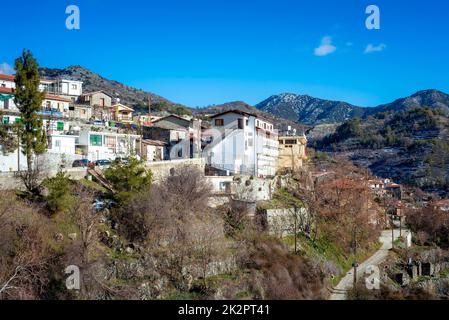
[256,90,449,125]
[38,66,449,127]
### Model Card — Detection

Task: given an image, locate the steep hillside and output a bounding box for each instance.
[39,66,191,115]
[367,89,449,116]
[313,107,449,196]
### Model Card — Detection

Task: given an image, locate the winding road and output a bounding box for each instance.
[329,229,403,300]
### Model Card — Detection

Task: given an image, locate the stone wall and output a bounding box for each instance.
[0,167,87,190]
[145,158,205,182]
[257,207,310,238]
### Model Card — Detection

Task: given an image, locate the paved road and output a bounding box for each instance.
[329,229,403,300]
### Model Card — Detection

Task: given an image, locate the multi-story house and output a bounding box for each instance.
[205,110,279,177]
[39,79,83,102]
[278,134,307,173]
[143,114,202,160]
[78,91,113,122]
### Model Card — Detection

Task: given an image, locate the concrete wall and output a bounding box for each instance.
[0,151,82,173]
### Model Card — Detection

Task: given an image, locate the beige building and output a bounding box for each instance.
[110,104,134,123]
[278,135,307,173]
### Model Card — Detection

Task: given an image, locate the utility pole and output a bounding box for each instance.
[352,228,358,291]
[17,127,20,172]
[294,207,297,254]
[391,215,395,249]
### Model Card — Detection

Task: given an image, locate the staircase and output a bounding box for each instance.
[87,167,115,192]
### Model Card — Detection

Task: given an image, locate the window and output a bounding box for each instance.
[90,134,103,146]
[14,118,22,124]
[248,139,254,147]
[285,139,297,145]
[1,84,5,87]
[105,136,116,149]
[57,122,64,131]
[215,119,224,126]
[279,140,284,145]
[2,117,9,125]
[238,118,244,129]
[71,84,77,90]
[46,101,51,109]
[4,99,9,110]
[246,119,249,126]
[55,140,61,148]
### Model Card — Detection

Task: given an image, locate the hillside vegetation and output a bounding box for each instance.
[314,107,449,195]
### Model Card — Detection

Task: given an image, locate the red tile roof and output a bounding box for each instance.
[0,87,15,94]
[0,74,15,81]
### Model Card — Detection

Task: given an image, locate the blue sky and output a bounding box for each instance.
[1,0,448,107]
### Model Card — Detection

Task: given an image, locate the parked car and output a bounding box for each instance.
[91,120,104,126]
[95,159,112,167]
[114,157,129,165]
[72,159,91,168]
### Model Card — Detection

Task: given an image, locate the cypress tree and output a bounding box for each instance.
[14,50,46,191]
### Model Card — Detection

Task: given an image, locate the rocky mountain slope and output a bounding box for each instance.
[256,93,365,125]
[313,107,449,196]
[39,66,191,115]
[256,90,449,125]
[365,89,449,116]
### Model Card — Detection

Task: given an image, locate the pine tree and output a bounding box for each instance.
[13,50,46,192]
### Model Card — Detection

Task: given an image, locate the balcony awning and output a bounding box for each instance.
[0,94,13,101]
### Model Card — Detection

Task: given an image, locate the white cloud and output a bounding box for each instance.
[314,36,337,57]
[0,62,14,75]
[364,43,386,54]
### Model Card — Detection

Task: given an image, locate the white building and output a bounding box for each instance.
[77,130,140,161]
[1,73,82,98]
[50,79,83,99]
[0,74,15,89]
[47,134,77,155]
[205,110,279,177]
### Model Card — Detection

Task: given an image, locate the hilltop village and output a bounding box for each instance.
[1,69,449,301]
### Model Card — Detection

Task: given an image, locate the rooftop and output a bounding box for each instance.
[0,74,15,81]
